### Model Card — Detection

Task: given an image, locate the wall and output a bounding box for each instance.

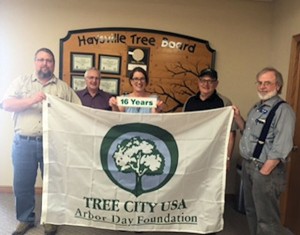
[0,0,280,194]
[271,0,300,82]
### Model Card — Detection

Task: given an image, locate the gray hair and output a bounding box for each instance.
[256,67,283,94]
[84,67,101,79]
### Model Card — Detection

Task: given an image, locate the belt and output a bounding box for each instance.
[18,135,43,142]
[244,157,264,168]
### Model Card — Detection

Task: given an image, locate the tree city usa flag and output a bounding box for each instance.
[41,95,233,234]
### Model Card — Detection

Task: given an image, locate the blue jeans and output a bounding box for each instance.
[242,159,287,235]
[12,134,43,223]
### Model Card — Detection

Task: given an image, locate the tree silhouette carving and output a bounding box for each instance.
[154,62,210,112]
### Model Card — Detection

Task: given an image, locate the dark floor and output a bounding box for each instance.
[0,193,249,235]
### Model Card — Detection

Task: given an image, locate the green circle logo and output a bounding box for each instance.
[101,123,178,197]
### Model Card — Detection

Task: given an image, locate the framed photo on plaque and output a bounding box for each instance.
[100,77,120,95]
[127,47,150,76]
[99,55,121,75]
[71,75,85,91]
[71,53,95,72]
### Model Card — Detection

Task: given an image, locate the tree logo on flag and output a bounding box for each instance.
[101,123,178,197]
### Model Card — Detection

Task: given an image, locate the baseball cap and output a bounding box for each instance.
[199,68,218,80]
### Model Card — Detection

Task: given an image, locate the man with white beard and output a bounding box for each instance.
[233,67,295,235]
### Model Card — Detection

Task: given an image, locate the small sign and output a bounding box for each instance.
[117,96,157,108]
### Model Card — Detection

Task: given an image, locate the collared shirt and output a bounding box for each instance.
[239,95,295,162]
[76,88,112,110]
[183,91,238,131]
[2,73,81,136]
[183,91,233,111]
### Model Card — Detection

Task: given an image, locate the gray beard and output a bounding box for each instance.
[257,90,277,101]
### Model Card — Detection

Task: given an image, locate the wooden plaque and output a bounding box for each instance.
[60,28,215,112]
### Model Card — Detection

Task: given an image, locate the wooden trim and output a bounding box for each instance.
[286,34,300,110]
[281,34,300,227]
[0,186,42,194]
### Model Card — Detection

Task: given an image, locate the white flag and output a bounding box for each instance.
[41,94,233,234]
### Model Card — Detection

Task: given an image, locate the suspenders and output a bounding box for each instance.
[252,101,286,159]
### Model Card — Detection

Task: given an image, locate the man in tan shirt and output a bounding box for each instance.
[1,48,81,235]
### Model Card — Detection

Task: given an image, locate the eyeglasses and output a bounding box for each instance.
[131,77,146,82]
[86,76,100,80]
[35,58,53,63]
[198,78,217,85]
[255,81,276,87]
